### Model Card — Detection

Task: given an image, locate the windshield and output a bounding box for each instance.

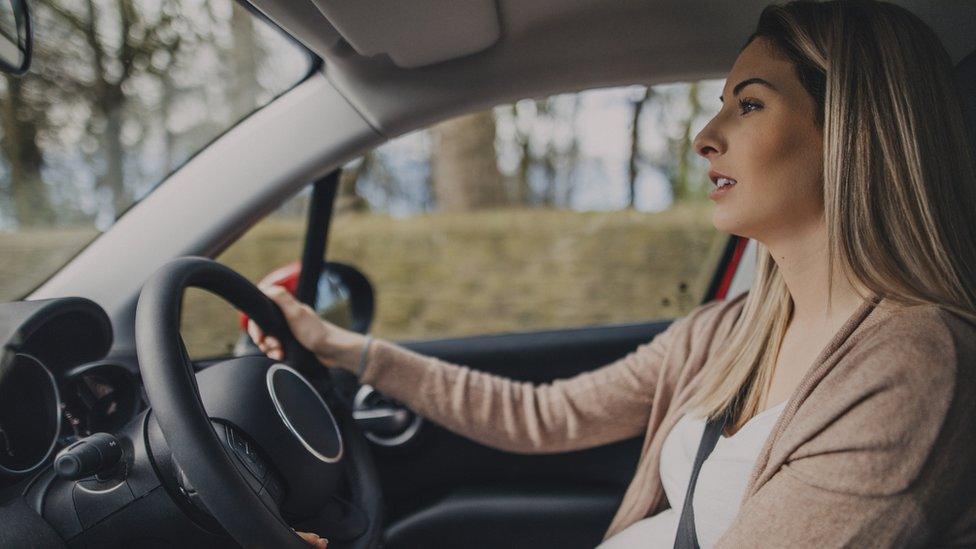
[0,1,313,301]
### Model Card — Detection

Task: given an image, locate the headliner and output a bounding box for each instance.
[251,1,976,138]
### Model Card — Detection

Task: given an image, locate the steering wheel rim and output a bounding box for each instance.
[135,256,384,548]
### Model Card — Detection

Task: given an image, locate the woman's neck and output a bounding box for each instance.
[762,223,867,329]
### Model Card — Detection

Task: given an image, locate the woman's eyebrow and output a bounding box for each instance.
[719,77,778,103]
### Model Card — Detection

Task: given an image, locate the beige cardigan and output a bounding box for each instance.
[353,292,976,546]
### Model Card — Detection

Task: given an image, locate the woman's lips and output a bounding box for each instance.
[708,178,737,200]
[708,170,736,185]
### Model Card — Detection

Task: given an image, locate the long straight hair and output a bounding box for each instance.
[682,0,976,430]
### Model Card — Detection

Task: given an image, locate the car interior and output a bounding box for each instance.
[1,1,975,548]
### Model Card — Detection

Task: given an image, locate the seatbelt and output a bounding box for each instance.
[672,405,733,549]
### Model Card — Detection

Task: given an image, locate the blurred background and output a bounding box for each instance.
[0,0,728,358]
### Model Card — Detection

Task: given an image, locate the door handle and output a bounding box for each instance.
[353,385,424,447]
[353,407,411,436]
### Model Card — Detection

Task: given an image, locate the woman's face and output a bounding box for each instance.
[693,37,824,244]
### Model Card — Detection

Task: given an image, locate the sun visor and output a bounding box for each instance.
[309,0,501,68]
[248,0,344,57]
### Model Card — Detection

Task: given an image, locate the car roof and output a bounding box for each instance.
[251,0,976,137]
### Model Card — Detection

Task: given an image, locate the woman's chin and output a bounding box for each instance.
[710,210,757,240]
[710,208,740,235]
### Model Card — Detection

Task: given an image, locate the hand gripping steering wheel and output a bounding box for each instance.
[135,257,384,548]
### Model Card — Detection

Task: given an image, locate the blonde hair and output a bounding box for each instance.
[683,0,976,430]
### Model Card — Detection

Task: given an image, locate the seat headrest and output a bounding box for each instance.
[955,49,976,149]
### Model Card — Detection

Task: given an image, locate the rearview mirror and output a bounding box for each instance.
[0,0,31,76]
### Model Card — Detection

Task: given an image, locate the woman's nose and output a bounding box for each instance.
[693,121,724,159]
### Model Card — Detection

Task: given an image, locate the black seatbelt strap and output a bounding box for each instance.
[672,405,733,549]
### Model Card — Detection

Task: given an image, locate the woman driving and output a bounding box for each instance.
[250,0,976,546]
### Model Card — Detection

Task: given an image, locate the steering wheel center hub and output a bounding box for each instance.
[266,363,343,463]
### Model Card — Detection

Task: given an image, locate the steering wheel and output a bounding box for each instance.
[135,256,384,548]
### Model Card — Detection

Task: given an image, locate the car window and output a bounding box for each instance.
[183,81,729,358]
[329,83,729,341]
[0,0,312,302]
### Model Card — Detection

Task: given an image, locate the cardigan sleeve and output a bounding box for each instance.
[714,309,976,547]
[351,298,731,455]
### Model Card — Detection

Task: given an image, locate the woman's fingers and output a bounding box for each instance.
[261,334,283,360]
[260,283,312,324]
[295,530,328,547]
[251,283,300,361]
[247,316,283,360]
[265,340,283,360]
[246,319,264,345]
[253,282,327,360]
[260,283,296,310]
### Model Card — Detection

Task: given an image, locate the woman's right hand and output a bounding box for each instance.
[296,530,328,548]
[247,283,367,373]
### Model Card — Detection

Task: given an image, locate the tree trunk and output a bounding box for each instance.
[559,95,582,208]
[1,77,52,226]
[672,82,702,202]
[101,90,129,219]
[511,105,532,205]
[628,87,652,209]
[230,5,260,115]
[161,73,176,171]
[535,99,559,206]
[431,111,506,212]
[335,153,371,215]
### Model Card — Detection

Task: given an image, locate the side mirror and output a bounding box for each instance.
[0,0,31,76]
[236,261,375,354]
[314,262,375,334]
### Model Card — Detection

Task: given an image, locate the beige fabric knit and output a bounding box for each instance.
[352,291,976,547]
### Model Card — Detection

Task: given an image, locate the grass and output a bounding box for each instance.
[0,202,727,359]
[0,228,100,299]
[181,201,727,358]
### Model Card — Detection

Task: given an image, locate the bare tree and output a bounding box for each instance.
[46,0,183,219]
[558,94,582,208]
[229,6,261,114]
[335,153,372,215]
[430,111,506,212]
[627,87,653,209]
[509,104,532,205]
[669,82,704,201]
[503,95,581,208]
[0,78,53,225]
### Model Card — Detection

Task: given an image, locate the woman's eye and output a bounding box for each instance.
[738,99,762,115]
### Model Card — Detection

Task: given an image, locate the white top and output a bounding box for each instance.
[597,400,788,549]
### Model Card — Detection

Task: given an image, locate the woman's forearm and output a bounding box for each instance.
[338,334,669,455]
[311,322,367,374]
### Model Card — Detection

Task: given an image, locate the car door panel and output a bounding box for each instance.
[372,320,673,548]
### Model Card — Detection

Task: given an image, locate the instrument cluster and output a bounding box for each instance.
[0,353,139,478]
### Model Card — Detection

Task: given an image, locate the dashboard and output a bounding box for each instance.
[0,296,250,547]
[0,291,371,547]
[0,354,139,477]
[0,297,140,490]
